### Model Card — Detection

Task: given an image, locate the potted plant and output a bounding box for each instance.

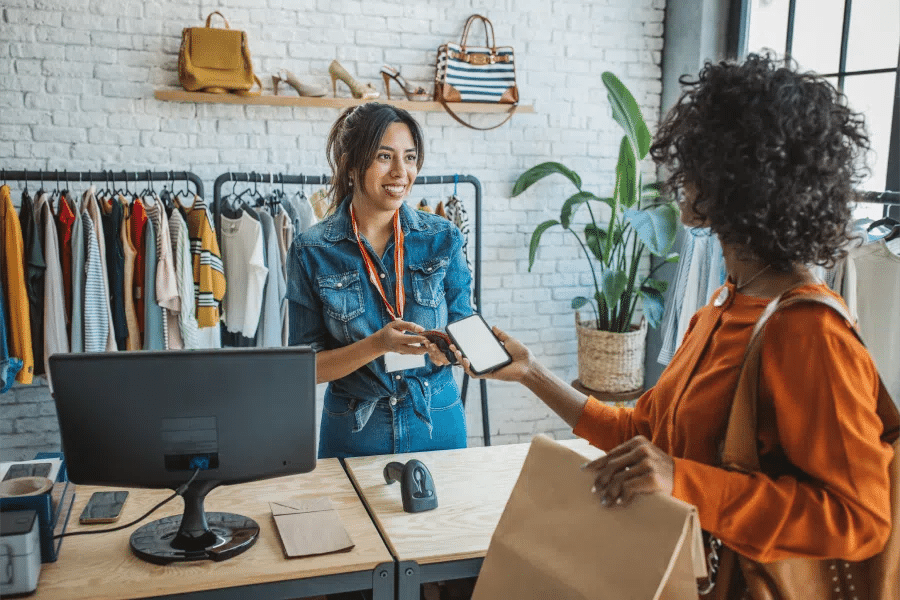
[512,72,679,393]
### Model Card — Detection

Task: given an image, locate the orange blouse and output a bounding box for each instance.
[574,282,893,563]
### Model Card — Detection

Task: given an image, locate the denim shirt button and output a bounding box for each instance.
[423,381,429,386]
[394,374,401,380]
[336,282,343,288]
[379,272,386,279]
[389,396,398,406]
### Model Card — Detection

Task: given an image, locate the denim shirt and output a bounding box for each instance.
[286,198,473,433]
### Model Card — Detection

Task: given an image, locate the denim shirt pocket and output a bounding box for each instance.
[318,270,365,321]
[409,257,448,308]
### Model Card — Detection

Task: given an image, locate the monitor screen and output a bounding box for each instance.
[49,346,317,564]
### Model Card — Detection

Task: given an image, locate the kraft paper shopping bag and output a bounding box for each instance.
[471,434,706,600]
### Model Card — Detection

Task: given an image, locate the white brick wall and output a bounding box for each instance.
[0,0,665,460]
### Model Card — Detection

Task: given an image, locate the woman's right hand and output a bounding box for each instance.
[453,326,533,383]
[375,320,428,355]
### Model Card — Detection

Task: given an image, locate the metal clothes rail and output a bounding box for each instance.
[212,172,492,446]
[0,170,204,198]
[859,190,900,220]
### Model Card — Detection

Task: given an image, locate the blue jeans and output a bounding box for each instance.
[318,378,467,459]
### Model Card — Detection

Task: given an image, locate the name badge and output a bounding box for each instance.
[384,352,426,372]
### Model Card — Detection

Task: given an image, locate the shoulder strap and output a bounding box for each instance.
[720,290,899,472]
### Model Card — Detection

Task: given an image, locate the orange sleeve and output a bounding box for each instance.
[672,306,893,563]
[573,389,654,450]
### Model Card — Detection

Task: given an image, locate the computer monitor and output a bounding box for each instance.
[49,346,317,564]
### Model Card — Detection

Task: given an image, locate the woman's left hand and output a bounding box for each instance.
[582,435,674,507]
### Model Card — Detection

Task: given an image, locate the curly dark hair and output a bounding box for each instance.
[650,53,871,271]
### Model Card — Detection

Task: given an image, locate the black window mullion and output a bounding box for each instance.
[785,0,797,62]
[837,0,852,92]
[886,48,900,219]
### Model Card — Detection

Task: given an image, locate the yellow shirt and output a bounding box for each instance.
[0,185,34,383]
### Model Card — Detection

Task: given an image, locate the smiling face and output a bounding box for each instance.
[353,122,418,215]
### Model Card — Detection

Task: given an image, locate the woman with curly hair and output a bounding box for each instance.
[459,54,896,596]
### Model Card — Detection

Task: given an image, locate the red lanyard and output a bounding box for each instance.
[350,205,405,321]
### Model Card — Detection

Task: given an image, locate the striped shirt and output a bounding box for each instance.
[81,214,108,353]
[185,196,226,328]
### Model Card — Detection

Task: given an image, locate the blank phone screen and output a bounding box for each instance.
[446,315,511,374]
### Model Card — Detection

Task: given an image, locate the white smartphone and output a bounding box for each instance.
[445,314,513,376]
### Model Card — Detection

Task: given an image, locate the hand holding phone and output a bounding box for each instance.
[445,314,513,375]
[79,491,129,524]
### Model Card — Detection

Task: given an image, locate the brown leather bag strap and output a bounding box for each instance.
[437,96,516,130]
[205,11,230,29]
[721,291,899,471]
[460,14,496,49]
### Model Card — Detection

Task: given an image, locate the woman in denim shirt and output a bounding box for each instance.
[286,104,473,458]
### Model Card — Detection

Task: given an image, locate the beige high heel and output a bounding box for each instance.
[380,65,431,101]
[328,60,379,100]
[272,69,327,97]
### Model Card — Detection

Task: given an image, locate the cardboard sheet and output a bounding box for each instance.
[270,496,354,558]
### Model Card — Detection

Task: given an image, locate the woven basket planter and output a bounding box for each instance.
[575,313,647,393]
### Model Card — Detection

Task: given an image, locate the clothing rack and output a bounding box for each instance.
[212,172,493,446]
[859,190,900,219]
[1,170,204,198]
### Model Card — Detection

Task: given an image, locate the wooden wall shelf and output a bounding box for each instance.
[154,89,534,114]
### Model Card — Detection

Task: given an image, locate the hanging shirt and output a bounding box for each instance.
[56,193,76,328]
[69,196,85,353]
[842,239,900,407]
[221,210,268,338]
[81,214,108,353]
[145,200,179,349]
[36,193,69,389]
[20,190,45,374]
[83,189,117,352]
[0,185,33,383]
[169,209,201,349]
[185,195,225,328]
[131,197,148,336]
[574,282,893,563]
[254,209,285,348]
[121,201,141,351]
[275,210,295,346]
[141,212,164,351]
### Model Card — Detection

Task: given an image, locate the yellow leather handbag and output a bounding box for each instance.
[178,11,261,96]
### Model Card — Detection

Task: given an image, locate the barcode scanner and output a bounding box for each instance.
[383,459,438,513]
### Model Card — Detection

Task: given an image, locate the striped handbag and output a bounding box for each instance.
[434,14,519,130]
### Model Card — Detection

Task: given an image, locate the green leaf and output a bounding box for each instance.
[664,252,679,263]
[615,136,639,208]
[638,286,666,328]
[623,203,678,257]
[602,71,651,159]
[512,162,582,196]
[528,219,559,271]
[601,269,629,310]
[571,296,592,310]
[560,191,606,228]
[644,278,669,294]
[584,224,607,262]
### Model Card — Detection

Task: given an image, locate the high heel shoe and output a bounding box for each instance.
[328,60,379,100]
[272,69,327,97]
[380,65,431,101]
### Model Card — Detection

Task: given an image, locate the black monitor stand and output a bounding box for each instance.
[129,480,259,564]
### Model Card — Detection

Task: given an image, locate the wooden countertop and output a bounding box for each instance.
[34,459,391,600]
[344,437,604,566]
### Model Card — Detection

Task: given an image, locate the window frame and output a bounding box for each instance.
[729,0,900,217]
